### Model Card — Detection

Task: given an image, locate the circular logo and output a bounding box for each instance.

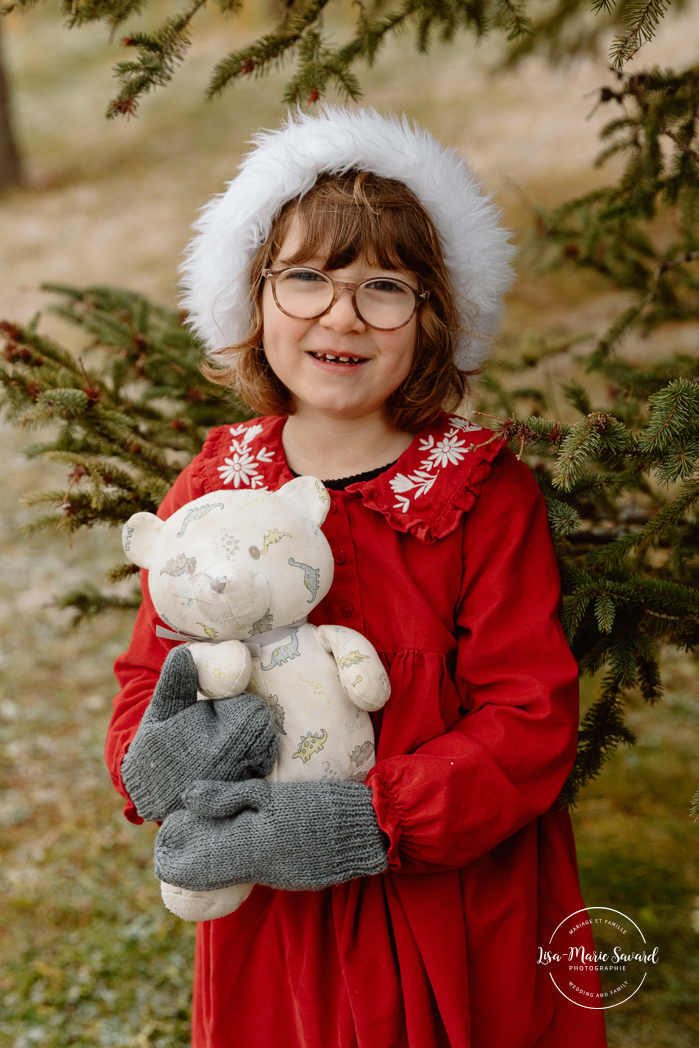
[538,907,659,1010]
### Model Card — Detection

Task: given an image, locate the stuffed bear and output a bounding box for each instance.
[122,476,390,921]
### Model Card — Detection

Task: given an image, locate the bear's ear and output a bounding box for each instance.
[276,476,331,527]
[122,512,165,569]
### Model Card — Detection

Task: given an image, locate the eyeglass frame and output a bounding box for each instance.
[262,266,430,331]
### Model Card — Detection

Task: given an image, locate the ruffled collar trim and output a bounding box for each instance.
[198,411,507,544]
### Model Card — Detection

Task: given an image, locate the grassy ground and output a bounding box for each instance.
[574,664,699,1047]
[0,424,194,1047]
[1,4,698,1045]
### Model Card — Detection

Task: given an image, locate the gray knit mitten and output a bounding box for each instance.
[121,646,280,822]
[154,778,389,892]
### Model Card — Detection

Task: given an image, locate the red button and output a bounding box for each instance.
[340,602,353,618]
[329,499,338,514]
[334,549,346,565]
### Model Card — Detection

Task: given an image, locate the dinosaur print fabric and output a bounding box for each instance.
[247,621,383,784]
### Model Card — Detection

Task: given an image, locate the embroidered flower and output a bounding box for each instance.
[217,450,265,488]
[229,423,263,446]
[386,421,486,511]
[390,468,438,510]
[448,416,481,433]
[410,470,438,498]
[390,473,416,495]
[222,422,276,484]
[425,430,468,468]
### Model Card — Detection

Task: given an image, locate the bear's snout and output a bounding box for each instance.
[189,570,228,593]
[186,563,270,633]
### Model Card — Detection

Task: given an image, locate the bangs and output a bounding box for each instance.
[268,171,444,279]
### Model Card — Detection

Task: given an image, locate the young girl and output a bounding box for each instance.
[106,108,607,1048]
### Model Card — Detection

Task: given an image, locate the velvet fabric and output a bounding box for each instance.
[106,412,607,1048]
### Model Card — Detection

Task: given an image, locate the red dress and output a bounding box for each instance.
[106,412,607,1048]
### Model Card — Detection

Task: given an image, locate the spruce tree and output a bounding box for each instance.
[0,0,669,116]
[0,285,249,619]
[472,62,699,806]
[2,0,699,808]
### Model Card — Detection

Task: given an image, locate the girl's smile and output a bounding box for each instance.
[307,352,368,368]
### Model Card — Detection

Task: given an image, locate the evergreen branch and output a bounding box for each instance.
[595,592,617,632]
[64,0,148,32]
[554,413,631,491]
[20,489,85,508]
[206,0,331,99]
[561,379,593,415]
[639,378,699,454]
[41,0,550,111]
[588,253,699,364]
[1,283,247,553]
[106,562,140,582]
[609,0,671,70]
[663,129,699,166]
[493,0,533,40]
[546,497,582,536]
[473,411,569,453]
[1,323,83,377]
[564,469,636,500]
[55,583,142,626]
[595,482,699,565]
[6,0,689,115]
[107,0,209,117]
[590,0,617,15]
[596,356,698,398]
[493,330,593,372]
[635,573,699,614]
[588,303,647,365]
[21,512,66,535]
[651,249,699,280]
[503,0,614,66]
[561,588,594,639]
[559,681,636,807]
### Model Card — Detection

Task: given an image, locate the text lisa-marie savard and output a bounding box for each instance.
[537,946,659,970]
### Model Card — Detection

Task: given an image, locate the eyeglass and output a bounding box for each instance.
[263,266,429,331]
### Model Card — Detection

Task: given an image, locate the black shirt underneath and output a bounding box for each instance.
[291,461,397,491]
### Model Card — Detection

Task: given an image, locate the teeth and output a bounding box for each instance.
[312,352,366,364]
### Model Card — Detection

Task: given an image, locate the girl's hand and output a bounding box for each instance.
[154,779,388,892]
[121,646,280,822]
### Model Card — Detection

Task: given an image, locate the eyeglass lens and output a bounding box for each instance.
[274,268,416,329]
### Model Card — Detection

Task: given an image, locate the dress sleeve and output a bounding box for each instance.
[104,454,209,824]
[367,451,579,874]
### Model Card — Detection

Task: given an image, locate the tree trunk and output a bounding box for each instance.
[0,21,22,193]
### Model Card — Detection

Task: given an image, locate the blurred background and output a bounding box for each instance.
[0,3,698,1045]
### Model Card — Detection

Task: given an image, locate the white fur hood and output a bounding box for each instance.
[180,107,516,370]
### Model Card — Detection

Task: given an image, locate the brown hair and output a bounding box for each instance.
[202,170,472,431]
